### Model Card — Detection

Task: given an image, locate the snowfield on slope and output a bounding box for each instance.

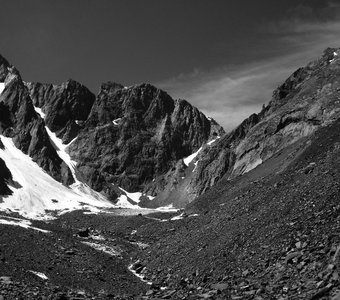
[0,136,114,220]
[0,82,5,94]
[183,136,220,167]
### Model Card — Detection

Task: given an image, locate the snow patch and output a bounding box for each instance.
[330,52,338,63]
[0,216,50,233]
[128,262,152,285]
[44,126,78,183]
[170,213,199,221]
[118,187,155,204]
[112,118,122,125]
[28,271,48,280]
[0,82,5,94]
[115,195,139,209]
[119,187,142,203]
[82,242,122,257]
[193,161,199,172]
[34,107,46,119]
[184,136,220,167]
[183,147,202,166]
[155,204,178,212]
[0,136,113,220]
[207,136,220,146]
[190,214,199,217]
[171,213,185,220]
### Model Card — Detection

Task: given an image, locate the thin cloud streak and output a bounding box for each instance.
[157,11,340,132]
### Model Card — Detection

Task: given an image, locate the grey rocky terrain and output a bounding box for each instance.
[1,48,340,299]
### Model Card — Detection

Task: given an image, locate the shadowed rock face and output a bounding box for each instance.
[0,55,73,186]
[26,80,95,144]
[67,83,223,200]
[24,76,224,202]
[0,140,12,196]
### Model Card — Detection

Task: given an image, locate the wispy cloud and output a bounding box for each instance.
[157,1,340,131]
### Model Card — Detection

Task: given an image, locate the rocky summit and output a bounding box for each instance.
[1,48,340,299]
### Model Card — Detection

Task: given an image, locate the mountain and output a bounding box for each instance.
[0,55,74,186]
[128,47,340,299]
[1,48,340,299]
[0,54,224,217]
[140,47,340,208]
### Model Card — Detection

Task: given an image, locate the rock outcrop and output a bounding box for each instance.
[67,83,223,200]
[26,80,95,144]
[2,47,340,209]
[0,55,73,186]
[141,47,340,207]
[0,139,12,196]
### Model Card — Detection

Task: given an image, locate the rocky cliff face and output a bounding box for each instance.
[0,55,73,186]
[20,74,223,203]
[0,139,12,196]
[143,47,340,208]
[5,48,339,209]
[67,83,223,200]
[26,80,95,144]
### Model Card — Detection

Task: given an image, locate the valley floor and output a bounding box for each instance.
[0,209,179,299]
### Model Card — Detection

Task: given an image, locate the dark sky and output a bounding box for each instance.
[0,0,339,130]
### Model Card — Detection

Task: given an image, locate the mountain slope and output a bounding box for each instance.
[133,101,340,300]
[26,79,224,203]
[0,53,224,215]
[26,80,95,144]
[0,55,74,186]
[142,47,340,208]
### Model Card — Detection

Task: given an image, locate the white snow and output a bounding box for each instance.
[82,242,122,257]
[0,82,5,95]
[207,136,220,146]
[128,262,152,285]
[34,105,78,182]
[183,136,220,167]
[28,271,48,280]
[115,195,139,209]
[0,216,50,233]
[330,52,338,63]
[112,118,122,125]
[33,107,46,119]
[171,213,185,220]
[118,187,155,204]
[183,147,202,166]
[44,126,78,183]
[170,213,199,221]
[155,204,178,212]
[193,161,199,172]
[0,136,113,220]
[119,187,142,203]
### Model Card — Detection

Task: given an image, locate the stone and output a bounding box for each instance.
[211,283,229,291]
